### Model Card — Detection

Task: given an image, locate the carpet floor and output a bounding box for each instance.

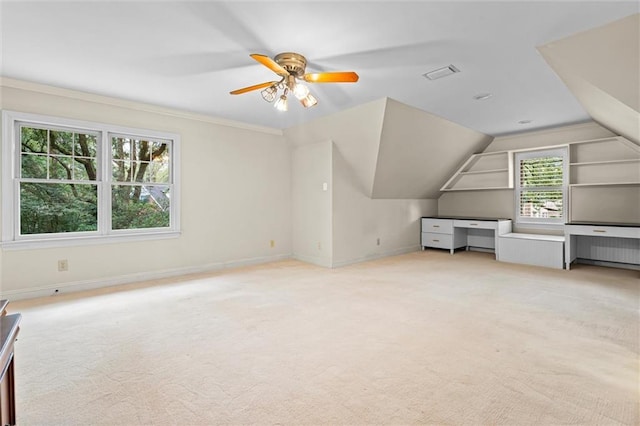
[8,250,640,425]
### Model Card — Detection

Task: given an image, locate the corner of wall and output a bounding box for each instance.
[368,98,390,197]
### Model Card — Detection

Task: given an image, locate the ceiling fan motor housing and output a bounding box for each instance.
[274,52,307,77]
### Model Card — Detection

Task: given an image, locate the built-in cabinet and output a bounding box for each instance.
[421,217,512,258]
[421,218,466,254]
[565,222,640,270]
[498,233,565,269]
[435,135,639,270]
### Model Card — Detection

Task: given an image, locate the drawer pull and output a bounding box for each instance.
[593,230,607,233]
[470,223,478,226]
[432,239,440,242]
[433,225,440,228]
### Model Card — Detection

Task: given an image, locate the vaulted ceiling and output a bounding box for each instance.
[538,13,640,144]
[1,1,638,135]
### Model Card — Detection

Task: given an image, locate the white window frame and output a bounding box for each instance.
[514,147,568,228]
[2,110,181,249]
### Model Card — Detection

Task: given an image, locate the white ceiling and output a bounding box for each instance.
[1,1,638,135]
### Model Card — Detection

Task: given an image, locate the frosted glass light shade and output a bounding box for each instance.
[274,95,288,111]
[292,83,310,100]
[300,94,318,108]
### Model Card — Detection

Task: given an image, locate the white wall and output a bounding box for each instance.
[332,147,436,267]
[285,99,437,267]
[438,190,513,220]
[292,141,332,267]
[285,99,387,197]
[0,80,292,299]
[372,99,493,199]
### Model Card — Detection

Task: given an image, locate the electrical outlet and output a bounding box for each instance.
[270,240,275,248]
[58,259,68,272]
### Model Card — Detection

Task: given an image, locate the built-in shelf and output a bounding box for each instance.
[459,168,509,175]
[569,182,640,187]
[569,137,640,186]
[441,150,513,191]
[569,136,640,163]
[440,135,639,196]
[441,186,513,192]
[568,137,640,224]
[570,158,640,166]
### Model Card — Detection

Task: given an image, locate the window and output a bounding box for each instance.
[2,111,180,248]
[515,148,567,225]
[110,135,171,230]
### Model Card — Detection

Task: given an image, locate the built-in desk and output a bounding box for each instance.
[565,222,640,270]
[421,217,512,259]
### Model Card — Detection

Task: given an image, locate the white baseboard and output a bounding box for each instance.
[575,258,640,271]
[1,253,291,301]
[292,254,332,268]
[331,245,420,268]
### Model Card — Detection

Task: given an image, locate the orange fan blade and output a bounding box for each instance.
[303,71,359,83]
[250,53,288,76]
[229,81,278,95]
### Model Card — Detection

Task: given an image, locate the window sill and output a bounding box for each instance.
[1,230,181,251]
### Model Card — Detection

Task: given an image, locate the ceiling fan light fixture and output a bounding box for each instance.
[292,83,310,100]
[274,94,288,111]
[231,52,358,111]
[300,93,318,108]
[261,85,277,102]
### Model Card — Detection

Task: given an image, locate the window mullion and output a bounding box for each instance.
[10,124,21,241]
[13,179,20,241]
[100,129,112,235]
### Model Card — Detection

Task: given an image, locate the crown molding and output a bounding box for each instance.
[0,76,283,136]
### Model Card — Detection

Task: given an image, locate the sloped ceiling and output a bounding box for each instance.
[285,97,492,200]
[372,99,493,199]
[538,14,640,144]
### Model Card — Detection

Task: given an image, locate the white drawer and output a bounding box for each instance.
[421,218,453,234]
[422,232,453,249]
[566,225,640,239]
[453,219,496,230]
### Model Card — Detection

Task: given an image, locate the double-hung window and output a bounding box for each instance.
[110,135,172,230]
[2,111,180,248]
[515,147,567,226]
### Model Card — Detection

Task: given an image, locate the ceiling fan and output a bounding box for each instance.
[230,52,359,111]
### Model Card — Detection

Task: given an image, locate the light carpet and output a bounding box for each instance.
[9,251,640,425]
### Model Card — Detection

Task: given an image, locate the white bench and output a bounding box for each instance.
[498,233,565,269]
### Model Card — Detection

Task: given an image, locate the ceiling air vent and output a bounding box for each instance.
[423,65,460,80]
